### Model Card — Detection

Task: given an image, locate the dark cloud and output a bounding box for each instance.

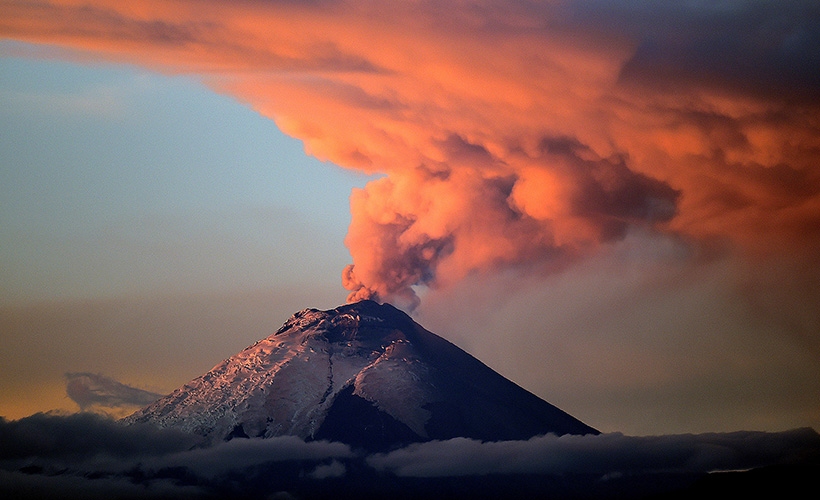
[0,470,208,500]
[1,413,818,499]
[0,412,198,462]
[146,435,354,478]
[571,1,820,102]
[65,372,164,413]
[367,428,820,478]
[0,413,352,498]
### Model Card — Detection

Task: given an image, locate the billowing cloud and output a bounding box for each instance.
[2,0,818,309]
[64,372,164,416]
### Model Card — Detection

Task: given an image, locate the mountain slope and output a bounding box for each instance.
[124,300,598,449]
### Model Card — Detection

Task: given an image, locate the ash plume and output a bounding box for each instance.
[2,0,819,310]
[341,138,680,309]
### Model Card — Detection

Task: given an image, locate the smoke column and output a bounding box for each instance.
[339,140,679,309]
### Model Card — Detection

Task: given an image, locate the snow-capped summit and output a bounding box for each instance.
[124,300,598,450]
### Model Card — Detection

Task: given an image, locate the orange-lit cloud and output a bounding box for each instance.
[3,0,818,308]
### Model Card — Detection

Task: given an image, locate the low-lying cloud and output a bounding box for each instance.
[367,429,820,477]
[0,412,197,461]
[1,413,818,499]
[146,435,354,479]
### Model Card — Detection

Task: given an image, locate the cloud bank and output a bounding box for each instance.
[367,428,820,477]
[0,413,818,499]
[2,0,818,309]
[0,412,197,461]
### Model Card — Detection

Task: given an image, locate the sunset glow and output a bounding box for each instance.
[1,0,819,436]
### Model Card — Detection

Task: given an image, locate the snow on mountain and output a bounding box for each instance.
[124,300,598,450]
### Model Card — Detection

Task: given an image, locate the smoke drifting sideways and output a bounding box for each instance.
[64,373,164,418]
[3,0,819,310]
[1,413,818,499]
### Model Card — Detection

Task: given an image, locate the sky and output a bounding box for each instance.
[0,0,819,437]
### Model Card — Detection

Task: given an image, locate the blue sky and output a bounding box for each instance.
[1,43,373,305]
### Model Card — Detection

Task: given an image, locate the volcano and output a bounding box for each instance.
[124,300,597,450]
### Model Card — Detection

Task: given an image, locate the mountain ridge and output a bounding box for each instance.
[124,300,598,450]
